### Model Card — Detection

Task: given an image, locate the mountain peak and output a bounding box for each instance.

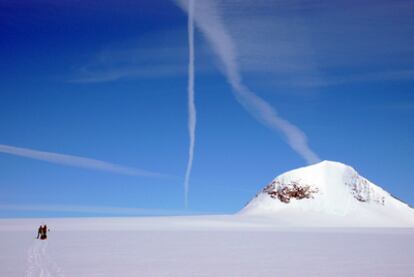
[308,159,353,170]
[239,161,414,226]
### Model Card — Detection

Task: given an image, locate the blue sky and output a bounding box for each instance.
[1,0,413,217]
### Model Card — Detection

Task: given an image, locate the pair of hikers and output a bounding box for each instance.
[37,225,49,240]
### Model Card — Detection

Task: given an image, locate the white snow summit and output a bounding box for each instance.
[240,160,414,226]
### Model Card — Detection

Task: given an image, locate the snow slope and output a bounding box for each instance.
[240,160,414,226]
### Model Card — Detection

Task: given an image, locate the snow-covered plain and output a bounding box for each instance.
[2,161,413,276]
[1,216,414,277]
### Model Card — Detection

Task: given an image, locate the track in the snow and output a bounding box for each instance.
[25,240,64,277]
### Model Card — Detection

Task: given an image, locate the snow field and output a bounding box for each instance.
[1,217,414,277]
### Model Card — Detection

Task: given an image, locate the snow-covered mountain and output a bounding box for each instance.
[240,160,414,226]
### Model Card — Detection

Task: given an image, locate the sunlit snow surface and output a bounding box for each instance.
[241,161,414,226]
[1,216,414,277]
[3,161,414,276]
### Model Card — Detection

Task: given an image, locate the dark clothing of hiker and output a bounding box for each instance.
[36,226,42,239]
[37,225,49,240]
[41,225,48,240]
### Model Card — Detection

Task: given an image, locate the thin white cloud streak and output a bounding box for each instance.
[184,0,196,208]
[291,70,414,88]
[175,0,320,164]
[71,65,187,83]
[0,204,191,216]
[70,31,190,83]
[0,144,163,177]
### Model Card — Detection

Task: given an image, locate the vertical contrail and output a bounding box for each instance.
[175,0,320,164]
[184,0,196,208]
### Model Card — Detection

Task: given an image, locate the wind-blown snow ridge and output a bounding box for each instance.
[240,160,414,227]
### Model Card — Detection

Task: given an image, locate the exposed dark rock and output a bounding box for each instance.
[345,174,385,205]
[263,180,319,203]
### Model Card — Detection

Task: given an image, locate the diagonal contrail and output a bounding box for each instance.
[184,0,196,208]
[0,144,163,177]
[175,0,320,164]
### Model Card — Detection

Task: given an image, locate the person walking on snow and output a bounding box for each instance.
[36,225,42,239]
[41,225,48,240]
